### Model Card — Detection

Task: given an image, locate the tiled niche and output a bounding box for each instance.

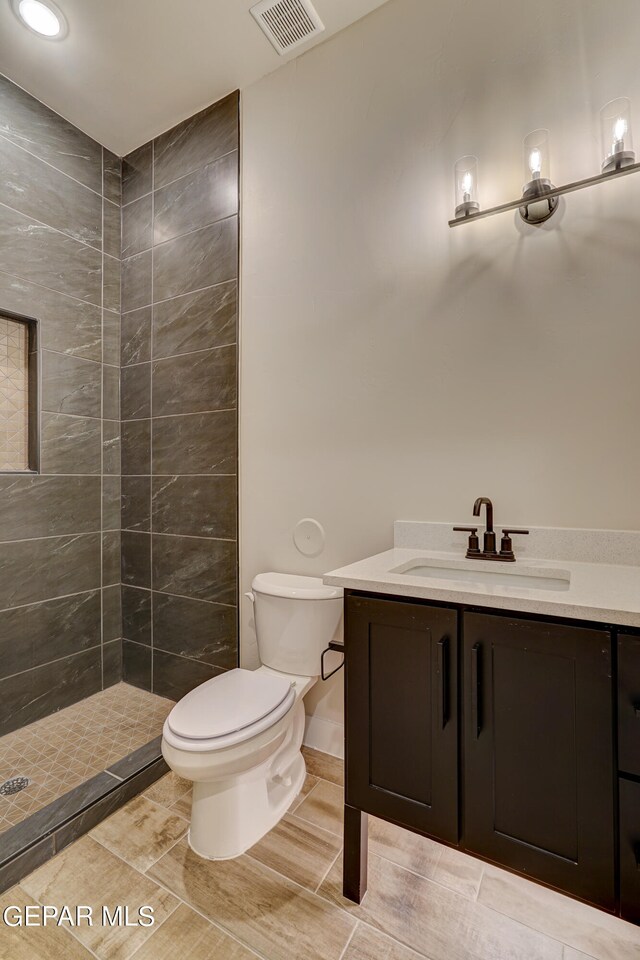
[0,314,35,472]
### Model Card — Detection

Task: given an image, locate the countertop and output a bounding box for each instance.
[324,547,640,627]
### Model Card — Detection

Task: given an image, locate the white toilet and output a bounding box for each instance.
[161,572,343,860]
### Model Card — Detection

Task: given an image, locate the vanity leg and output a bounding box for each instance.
[343,803,368,903]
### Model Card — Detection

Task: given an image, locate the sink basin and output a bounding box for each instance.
[390,558,571,592]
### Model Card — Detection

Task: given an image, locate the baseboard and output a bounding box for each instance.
[303,714,344,759]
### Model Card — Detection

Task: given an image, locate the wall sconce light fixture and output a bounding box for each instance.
[450,99,640,229]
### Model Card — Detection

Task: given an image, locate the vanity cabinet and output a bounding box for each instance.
[343,592,618,914]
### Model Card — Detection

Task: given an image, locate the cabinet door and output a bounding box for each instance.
[618,635,640,777]
[345,594,458,843]
[463,613,615,909]
[620,777,640,924]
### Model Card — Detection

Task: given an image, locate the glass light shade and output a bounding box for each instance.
[523,130,551,186]
[454,156,479,217]
[600,98,635,172]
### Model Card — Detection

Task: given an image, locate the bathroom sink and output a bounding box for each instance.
[389,558,571,592]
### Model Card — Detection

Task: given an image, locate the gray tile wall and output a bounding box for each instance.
[120,92,239,700]
[0,74,123,734]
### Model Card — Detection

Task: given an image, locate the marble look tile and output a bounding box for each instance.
[0,885,94,958]
[0,647,102,736]
[121,419,151,476]
[152,410,236,475]
[123,640,152,691]
[122,194,153,258]
[152,592,237,668]
[91,794,187,872]
[0,590,101,681]
[122,249,152,313]
[133,902,259,960]
[121,306,151,366]
[247,813,342,891]
[302,747,344,787]
[432,845,484,900]
[478,865,640,960]
[144,773,191,808]
[563,951,597,960]
[121,362,151,419]
[152,534,236,604]
[107,737,165,779]
[103,639,123,688]
[103,475,121,531]
[102,309,121,365]
[153,217,237,302]
[0,475,100,542]
[122,476,151,532]
[344,925,427,960]
[152,280,237,359]
[102,531,121,586]
[122,585,152,645]
[0,533,101,608]
[289,774,320,813]
[121,531,151,588]
[152,475,237,539]
[318,854,563,960]
[40,412,101,474]
[103,254,121,313]
[42,351,101,418]
[293,779,343,836]
[0,205,102,304]
[22,835,178,960]
[0,136,102,247]
[154,152,238,246]
[102,584,122,642]
[103,149,122,204]
[367,817,442,882]
[0,271,101,361]
[153,93,239,189]
[102,364,119,420]
[152,345,237,416]
[152,650,221,701]
[103,199,121,259]
[147,837,356,960]
[169,789,192,819]
[103,419,121,475]
[0,75,103,193]
[122,142,153,205]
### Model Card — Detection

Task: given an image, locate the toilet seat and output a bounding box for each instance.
[163,668,297,753]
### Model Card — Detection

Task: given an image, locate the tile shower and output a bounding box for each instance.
[0,73,239,887]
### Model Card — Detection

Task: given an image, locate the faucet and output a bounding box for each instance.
[454,497,529,562]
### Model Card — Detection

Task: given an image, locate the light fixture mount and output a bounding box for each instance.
[519,178,559,224]
[11,0,68,39]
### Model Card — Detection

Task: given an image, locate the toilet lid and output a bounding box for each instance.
[166,668,293,740]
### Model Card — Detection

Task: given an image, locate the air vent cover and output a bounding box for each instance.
[250,0,325,55]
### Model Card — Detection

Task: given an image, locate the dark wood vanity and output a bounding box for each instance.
[342,590,640,923]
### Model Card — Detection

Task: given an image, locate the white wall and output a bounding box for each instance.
[240,0,640,749]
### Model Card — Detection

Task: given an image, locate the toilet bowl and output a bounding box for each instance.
[161,572,343,860]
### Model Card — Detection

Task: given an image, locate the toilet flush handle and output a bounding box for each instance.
[244,591,255,603]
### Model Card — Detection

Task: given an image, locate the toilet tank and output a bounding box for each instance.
[250,573,343,676]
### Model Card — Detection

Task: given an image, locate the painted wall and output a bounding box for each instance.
[240,0,640,750]
[0,74,122,734]
[120,95,240,700]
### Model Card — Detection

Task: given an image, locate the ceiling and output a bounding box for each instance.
[0,0,390,156]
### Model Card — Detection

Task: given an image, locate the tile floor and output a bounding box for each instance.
[0,684,173,832]
[2,746,639,960]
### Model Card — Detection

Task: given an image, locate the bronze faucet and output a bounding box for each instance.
[454,497,529,562]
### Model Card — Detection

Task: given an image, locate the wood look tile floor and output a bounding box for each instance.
[3,745,639,960]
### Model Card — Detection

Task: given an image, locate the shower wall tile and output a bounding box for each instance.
[103,638,123,687]
[103,199,121,259]
[103,149,122,204]
[122,586,152,645]
[152,281,237,359]
[103,531,122,586]
[0,533,101,609]
[0,475,101,542]
[102,363,120,420]
[152,410,236,476]
[122,249,152,312]
[103,254,121,313]
[121,419,151,476]
[122,194,153,258]
[123,640,152,691]
[42,351,102,418]
[152,650,219,701]
[122,476,151,531]
[153,93,238,189]
[102,585,122,642]
[102,309,121,366]
[40,412,102,474]
[153,151,238,245]
[103,420,121,475]
[122,142,153,205]
[121,362,151,420]
[0,590,102,681]
[152,534,236,605]
[153,217,238,302]
[152,345,237,416]
[121,531,151,588]
[0,74,103,193]
[103,475,121,531]
[121,307,151,366]
[152,475,237,539]
[152,592,237,669]
[0,136,103,247]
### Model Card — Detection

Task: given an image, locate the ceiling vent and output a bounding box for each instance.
[250,0,325,55]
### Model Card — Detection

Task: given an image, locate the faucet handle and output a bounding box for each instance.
[499,528,529,561]
[453,526,481,557]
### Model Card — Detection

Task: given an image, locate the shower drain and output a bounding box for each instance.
[0,777,31,796]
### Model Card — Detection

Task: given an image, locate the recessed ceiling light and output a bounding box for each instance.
[11,0,68,39]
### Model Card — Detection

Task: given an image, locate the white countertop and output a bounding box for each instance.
[324,546,640,627]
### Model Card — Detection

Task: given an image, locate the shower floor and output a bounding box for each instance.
[0,684,173,835]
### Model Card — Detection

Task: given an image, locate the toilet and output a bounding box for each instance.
[161,572,343,860]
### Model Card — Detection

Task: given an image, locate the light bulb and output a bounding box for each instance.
[17,0,61,36]
[461,172,473,198]
[613,117,627,146]
[528,148,542,177]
